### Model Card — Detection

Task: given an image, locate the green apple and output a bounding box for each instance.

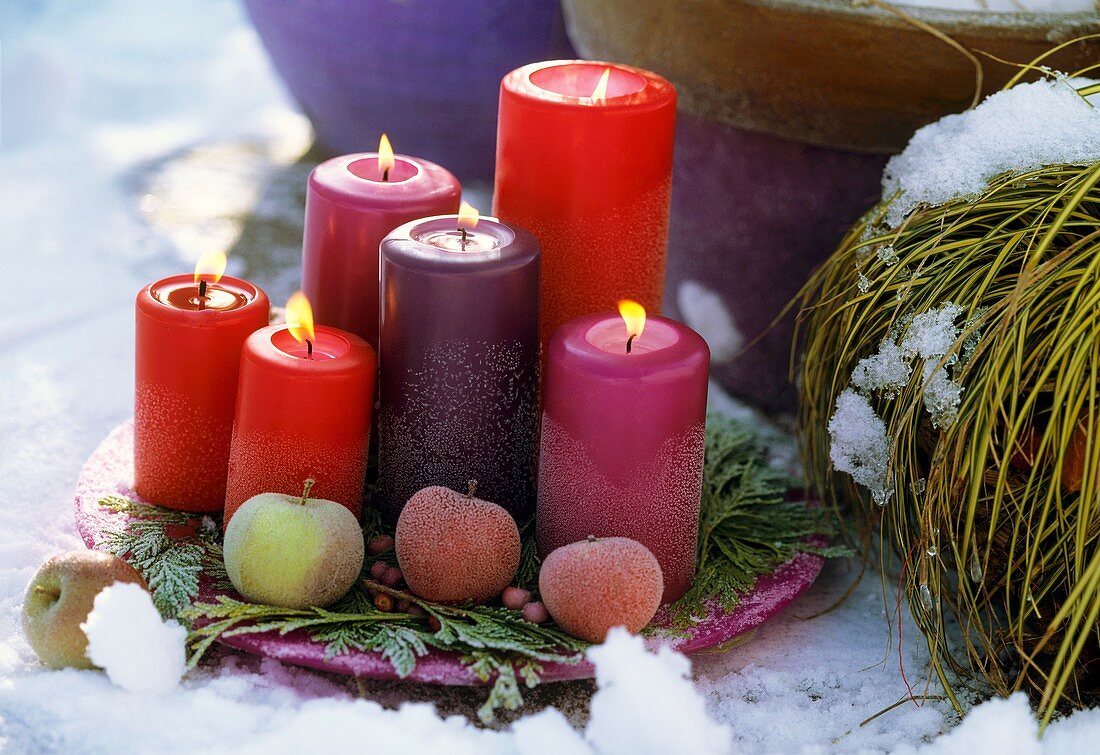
[22,550,148,669]
[223,483,364,609]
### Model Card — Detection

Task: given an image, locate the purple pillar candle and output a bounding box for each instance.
[301,139,461,352]
[377,208,540,521]
[537,306,709,603]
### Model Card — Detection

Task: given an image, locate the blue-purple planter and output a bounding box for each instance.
[243,0,573,182]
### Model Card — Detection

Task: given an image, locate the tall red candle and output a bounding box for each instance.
[224,294,376,524]
[134,258,269,512]
[493,61,676,347]
[301,136,461,350]
[537,305,709,603]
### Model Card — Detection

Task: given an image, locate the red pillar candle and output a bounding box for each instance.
[301,135,461,351]
[134,254,269,512]
[493,61,676,347]
[537,303,709,603]
[224,293,376,524]
[376,204,540,521]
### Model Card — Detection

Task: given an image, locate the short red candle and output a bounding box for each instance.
[493,60,676,347]
[537,312,709,603]
[134,274,269,512]
[301,151,461,350]
[223,323,376,524]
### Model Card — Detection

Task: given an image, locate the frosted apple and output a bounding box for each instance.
[223,481,364,609]
[396,482,520,604]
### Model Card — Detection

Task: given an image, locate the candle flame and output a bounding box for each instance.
[591,67,611,104]
[286,291,316,345]
[457,201,480,231]
[378,133,395,179]
[619,300,646,340]
[193,251,227,285]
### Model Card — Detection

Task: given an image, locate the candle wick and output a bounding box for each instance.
[626,333,638,354]
[306,339,314,359]
[198,279,208,310]
[382,167,390,182]
[459,227,468,251]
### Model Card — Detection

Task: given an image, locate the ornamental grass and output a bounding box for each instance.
[796,87,1100,721]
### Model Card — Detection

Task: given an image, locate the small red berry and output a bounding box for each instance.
[428,616,442,632]
[382,566,403,587]
[367,534,395,556]
[370,561,388,580]
[373,593,395,612]
[501,586,531,611]
[522,601,548,624]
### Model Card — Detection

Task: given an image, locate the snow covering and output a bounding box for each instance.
[2,0,1100,752]
[829,389,893,504]
[899,0,1095,12]
[676,280,743,363]
[883,78,1100,226]
[830,303,967,500]
[81,583,186,694]
[586,629,730,755]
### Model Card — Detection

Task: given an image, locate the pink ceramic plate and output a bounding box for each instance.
[76,421,824,685]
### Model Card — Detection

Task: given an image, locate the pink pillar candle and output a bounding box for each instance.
[537,311,709,603]
[301,149,460,350]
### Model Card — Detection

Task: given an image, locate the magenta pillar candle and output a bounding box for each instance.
[301,152,461,351]
[537,312,709,603]
[377,214,540,521]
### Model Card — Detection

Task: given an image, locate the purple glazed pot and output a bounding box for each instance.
[666,115,887,413]
[242,0,574,182]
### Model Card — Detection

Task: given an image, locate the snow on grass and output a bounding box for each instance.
[81,583,186,694]
[883,77,1100,226]
[828,390,893,505]
[831,303,966,497]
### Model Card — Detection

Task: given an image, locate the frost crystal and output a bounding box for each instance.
[828,390,891,505]
[900,303,963,360]
[857,273,871,294]
[851,339,912,397]
[877,245,899,266]
[921,361,963,429]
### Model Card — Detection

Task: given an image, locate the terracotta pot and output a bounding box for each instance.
[562,0,1100,153]
[563,0,1100,412]
[243,0,573,182]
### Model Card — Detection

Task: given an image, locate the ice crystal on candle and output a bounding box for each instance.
[377,340,538,520]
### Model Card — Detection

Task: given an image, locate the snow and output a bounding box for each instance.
[1,0,1099,752]
[828,390,893,504]
[586,629,730,755]
[898,0,1095,12]
[882,78,1100,226]
[81,583,186,694]
[676,280,743,363]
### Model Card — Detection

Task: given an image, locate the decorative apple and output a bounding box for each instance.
[396,481,520,604]
[223,479,365,609]
[539,536,664,643]
[21,550,147,669]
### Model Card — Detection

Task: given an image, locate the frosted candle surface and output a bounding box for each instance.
[536,313,709,604]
